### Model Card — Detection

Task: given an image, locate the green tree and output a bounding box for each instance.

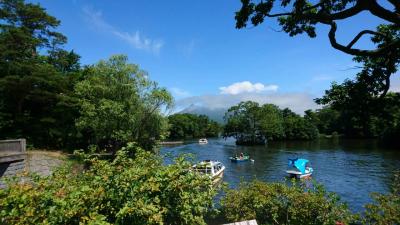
[282,108,319,140]
[258,104,285,141]
[316,74,381,137]
[0,0,81,148]
[167,113,221,139]
[305,107,341,135]
[74,55,172,151]
[224,101,266,145]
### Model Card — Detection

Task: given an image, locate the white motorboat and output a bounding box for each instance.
[192,160,225,183]
[198,138,208,144]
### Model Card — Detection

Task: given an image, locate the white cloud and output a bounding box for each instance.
[82,6,163,54]
[175,92,319,115]
[170,87,190,98]
[219,81,278,95]
[113,31,164,55]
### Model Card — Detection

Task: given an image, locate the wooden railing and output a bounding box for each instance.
[0,139,26,163]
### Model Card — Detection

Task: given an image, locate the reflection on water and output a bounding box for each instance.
[161,138,400,212]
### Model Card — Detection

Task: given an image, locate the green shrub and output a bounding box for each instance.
[0,143,216,225]
[361,171,400,225]
[221,180,354,225]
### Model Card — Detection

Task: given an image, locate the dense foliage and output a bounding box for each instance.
[362,171,400,225]
[167,113,221,140]
[221,174,400,225]
[75,55,172,151]
[221,180,354,225]
[0,0,81,149]
[0,0,171,151]
[315,75,400,143]
[0,143,217,225]
[223,101,318,145]
[304,108,341,136]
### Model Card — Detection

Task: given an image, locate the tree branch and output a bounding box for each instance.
[326,1,365,20]
[264,3,323,18]
[346,30,386,48]
[380,75,390,98]
[368,0,400,24]
[328,22,400,56]
[387,0,400,11]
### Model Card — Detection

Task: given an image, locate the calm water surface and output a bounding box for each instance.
[161,138,400,212]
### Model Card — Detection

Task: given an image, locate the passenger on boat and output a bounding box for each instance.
[240,152,244,159]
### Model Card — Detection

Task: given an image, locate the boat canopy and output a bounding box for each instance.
[288,158,309,174]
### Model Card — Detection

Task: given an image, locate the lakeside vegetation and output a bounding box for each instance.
[0,144,216,224]
[1,145,399,224]
[221,173,400,225]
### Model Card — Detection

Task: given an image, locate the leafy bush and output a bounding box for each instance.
[361,171,400,225]
[221,180,354,225]
[0,143,216,225]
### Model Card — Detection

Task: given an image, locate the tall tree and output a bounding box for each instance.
[0,0,81,148]
[316,70,400,139]
[74,55,172,151]
[305,107,341,135]
[224,101,265,145]
[258,104,285,140]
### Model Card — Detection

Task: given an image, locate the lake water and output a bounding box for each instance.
[161,138,400,212]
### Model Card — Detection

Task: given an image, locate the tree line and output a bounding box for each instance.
[167,114,221,140]
[222,96,400,146]
[223,101,318,145]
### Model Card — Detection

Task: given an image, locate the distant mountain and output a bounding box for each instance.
[178,104,227,124]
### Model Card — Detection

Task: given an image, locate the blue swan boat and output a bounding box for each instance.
[286,158,313,178]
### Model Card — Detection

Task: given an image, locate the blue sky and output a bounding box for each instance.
[33,0,399,113]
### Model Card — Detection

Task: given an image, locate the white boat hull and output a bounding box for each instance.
[286,169,312,179]
[193,160,225,184]
[198,138,208,144]
[212,167,225,182]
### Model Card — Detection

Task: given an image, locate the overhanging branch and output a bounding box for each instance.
[346,30,387,48]
[326,1,365,20]
[387,0,400,11]
[368,0,400,24]
[328,22,400,57]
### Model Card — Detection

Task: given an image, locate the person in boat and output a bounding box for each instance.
[240,152,244,159]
